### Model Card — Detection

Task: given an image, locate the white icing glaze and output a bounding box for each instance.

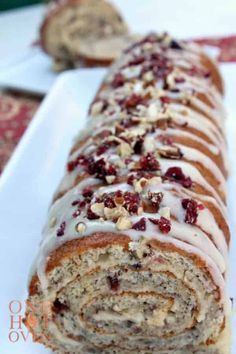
[169,105,227,151]
[35,176,228,287]
[156,128,219,155]
[177,145,226,191]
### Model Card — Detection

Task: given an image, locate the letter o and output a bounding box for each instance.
[9,331,19,343]
[9,300,22,314]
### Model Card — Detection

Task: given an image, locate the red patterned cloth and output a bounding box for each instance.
[193,34,236,63]
[0,92,41,173]
[1,34,236,174]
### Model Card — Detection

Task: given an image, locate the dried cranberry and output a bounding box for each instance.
[128,203,138,214]
[57,221,66,237]
[124,94,144,109]
[175,77,185,84]
[133,137,144,154]
[182,198,198,224]
[96,143,109,156]
[127,55,145,66]
[106,164,117,176]
[165,166,184,180]
[107,274,120,291]
[127,174,135,185]
[149,217,171,234]
[67,154,90,173]
[115,190,123,198]
[124,192,140,214]
[87,157,102,175]
[82,187,93,198]
[103,195,116,208]
[79,155,90,165]
[72,209,81,218]
[204,72,211,78]
[164,167,192,188]
[79,200,86,208]
[139,153,160,171]
[71,200,80,206]
[160,96,171,104]
[132,218,146,231]
[87,158,117,181]
[182,198,193,209]
[67,160,77,172]
[111,73,125,88]
[158,216,171,233]
[124,192,140,204]
[87,206,99,220]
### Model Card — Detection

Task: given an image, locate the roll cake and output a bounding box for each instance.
[25,33,231,353]
[40,0,134,71]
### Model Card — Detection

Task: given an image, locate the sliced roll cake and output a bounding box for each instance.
[40,0,132,71]
[25,33,231,354]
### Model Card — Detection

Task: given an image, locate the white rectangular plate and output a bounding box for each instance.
[0,65,235,353]
[0,49,107,96]
[0,49,61,95]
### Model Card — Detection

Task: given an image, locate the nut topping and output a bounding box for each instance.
[76,222,86,234]
[90,101,104,116]
[116,216,132,230]
[157,145,183,159]
[159,207,171,220]
[91,203,104,217]
[117,141,133,157]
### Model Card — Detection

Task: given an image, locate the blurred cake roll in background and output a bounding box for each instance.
[40,0,137,70]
